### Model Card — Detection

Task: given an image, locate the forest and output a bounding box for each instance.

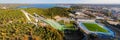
[0,7,72,40]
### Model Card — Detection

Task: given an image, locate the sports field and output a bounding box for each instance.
[82,23,108,32]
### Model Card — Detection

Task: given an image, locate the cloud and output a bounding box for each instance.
[0,0,81,4]
[0,0,120,4]
[81,0,120,4]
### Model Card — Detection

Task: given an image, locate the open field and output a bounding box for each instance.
[82,23,108,32]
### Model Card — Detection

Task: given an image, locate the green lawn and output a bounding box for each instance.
[82,23,108,32]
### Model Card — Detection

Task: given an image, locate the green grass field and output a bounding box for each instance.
[82,23,108,32]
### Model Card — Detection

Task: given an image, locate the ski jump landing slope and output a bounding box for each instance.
[43,19,64,31]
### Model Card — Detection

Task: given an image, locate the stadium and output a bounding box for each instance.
[76,20,115,39]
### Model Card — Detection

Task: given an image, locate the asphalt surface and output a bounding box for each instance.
[64,29,84,40]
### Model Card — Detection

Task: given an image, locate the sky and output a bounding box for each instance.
[0,0,120,4]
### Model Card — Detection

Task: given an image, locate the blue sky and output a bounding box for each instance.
[0,0,120,4]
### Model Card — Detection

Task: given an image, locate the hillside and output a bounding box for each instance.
[0,7,71,40]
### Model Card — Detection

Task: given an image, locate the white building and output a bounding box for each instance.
[75,11,88,17]
[96,16,104,19]
[1,7,7,9]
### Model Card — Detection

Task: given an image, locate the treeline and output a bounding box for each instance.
[22,7,70,18]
